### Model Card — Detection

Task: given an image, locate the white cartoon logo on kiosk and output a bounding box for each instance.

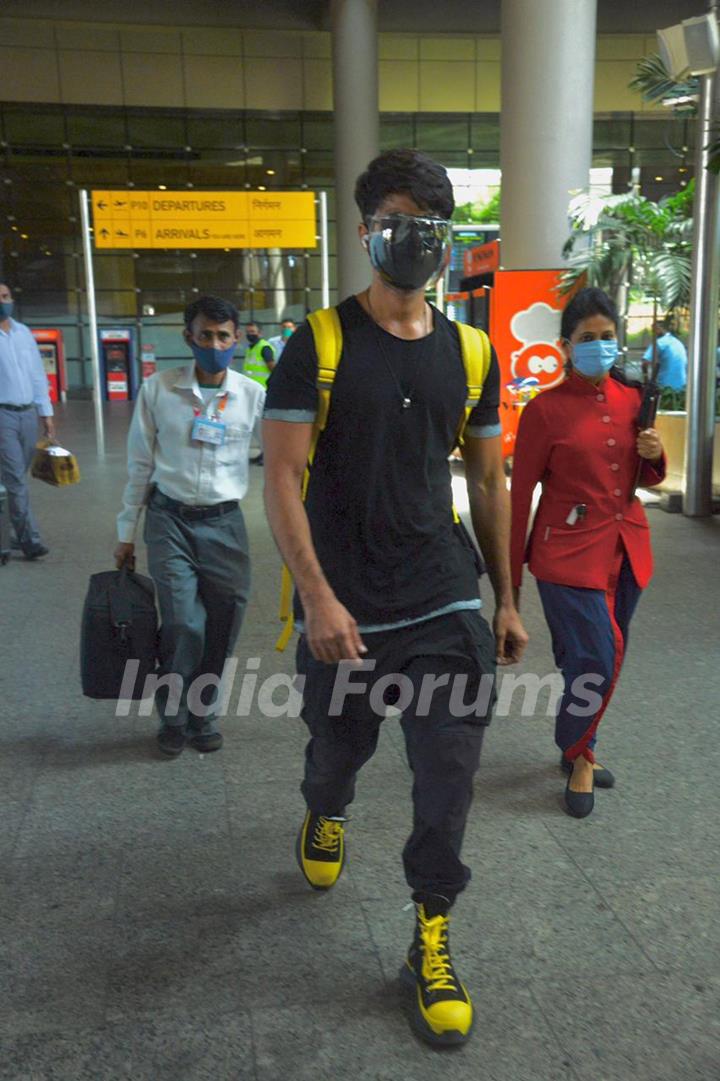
[509,302,564,393]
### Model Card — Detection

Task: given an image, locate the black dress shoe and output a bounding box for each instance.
[250,453,264,466]
[560,755,615,789]
[157,726,186,756]
[564,776,595,818]
[23,543,49,560]
[188,730,223,753]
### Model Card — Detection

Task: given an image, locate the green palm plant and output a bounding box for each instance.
[629,54,720,173]
[561,186,693,320]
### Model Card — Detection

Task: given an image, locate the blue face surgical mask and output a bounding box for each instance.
[0,301,13,320]
[190,341,235,374]
[572,339,618,378]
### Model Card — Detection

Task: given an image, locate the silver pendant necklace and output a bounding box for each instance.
[364,291,433,411]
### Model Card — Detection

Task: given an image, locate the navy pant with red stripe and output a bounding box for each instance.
[537,551,641,763]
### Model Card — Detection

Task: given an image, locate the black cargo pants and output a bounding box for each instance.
[296,610,497,905]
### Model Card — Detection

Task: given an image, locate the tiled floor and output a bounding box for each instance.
[1,400,718,1080]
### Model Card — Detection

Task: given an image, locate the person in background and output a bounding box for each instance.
[511,288,666,819]
[243,321,276,387]
[642,319,687,390]
[114,295,264,757]
[0,282,55,560]
[268,318,297,362]
[243,321,275,466]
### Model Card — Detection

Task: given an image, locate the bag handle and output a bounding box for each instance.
[109,564,134,644]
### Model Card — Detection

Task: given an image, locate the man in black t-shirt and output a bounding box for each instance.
[263,150,528,1048]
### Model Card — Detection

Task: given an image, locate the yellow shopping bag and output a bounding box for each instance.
[31,439,81,487]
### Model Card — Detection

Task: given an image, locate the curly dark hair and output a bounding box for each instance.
[561,287,618,341]
[184,294,239,330]
[354,149,455,221]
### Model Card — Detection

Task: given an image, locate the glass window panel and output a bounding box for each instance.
[303,151,334,186]
[632,118,677,149]
[67,111,127,148]
[437,151,470,169]
[135,253,193,291]
[139,298,189,321]
[246,116,302,149]
[186,114,245,149]
[127,113,186,149]
[593,117,632,149]
[70,159,130,185]
[187,160,241,187]
[301,116,333,150]
[634,147,685,168]
[93,253,136,290]
[92,290,137,318]
[14,290,76,318]
[3,108,65,146]
[128,160,190,187]
[468,150,500,168]
[380,117,415,150]
[416,117,469,152]
[192,252,245,293]
[470,116,500,152]
[6,158,70,182]
[14,251,77,292]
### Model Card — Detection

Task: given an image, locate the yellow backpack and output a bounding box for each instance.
[276,306,491,650]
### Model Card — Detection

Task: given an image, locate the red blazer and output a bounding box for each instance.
[510,370,666,591]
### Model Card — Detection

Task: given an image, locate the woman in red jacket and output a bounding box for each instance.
[510,288,666,818]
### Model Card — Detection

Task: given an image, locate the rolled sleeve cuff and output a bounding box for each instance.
[36,404,53,418]
[263,408,317,423]
[464,422,502,439]
[639,450,667,487]
[117,508,142,543]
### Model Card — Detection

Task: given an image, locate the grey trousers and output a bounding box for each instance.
[0,407,42,551]
[143,495,251,731]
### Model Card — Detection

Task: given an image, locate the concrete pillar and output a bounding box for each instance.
[684,64,720,517]
[331,0,379,298]
[500,0,597,269]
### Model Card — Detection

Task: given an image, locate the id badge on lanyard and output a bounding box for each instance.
[191,392,229,445]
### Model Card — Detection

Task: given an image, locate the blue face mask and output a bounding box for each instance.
[572,339,618,378]
[1,301,13,320]
[190,341,235,374]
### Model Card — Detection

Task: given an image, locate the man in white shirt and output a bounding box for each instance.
[115,295,265,756]
[0,282,55,560]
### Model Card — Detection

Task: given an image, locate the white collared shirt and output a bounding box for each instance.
[117,364,265,542]
[0,318,53,417]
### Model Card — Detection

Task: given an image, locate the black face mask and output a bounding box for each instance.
[365,213,451,292]
[246,333,259,345]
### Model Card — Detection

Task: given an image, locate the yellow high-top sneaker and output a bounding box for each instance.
[296,810,347,891]
[400,896,473,1046]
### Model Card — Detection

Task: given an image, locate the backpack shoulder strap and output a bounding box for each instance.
[307,306,343,460]
[454,322,491,446]
[277,306,343,652]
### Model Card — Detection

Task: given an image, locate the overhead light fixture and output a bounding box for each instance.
[158,184,167,190]
[655,175,664,181]
[266,169,275,176]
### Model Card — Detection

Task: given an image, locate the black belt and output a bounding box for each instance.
[0,403,33,412]
[151,490,239,521]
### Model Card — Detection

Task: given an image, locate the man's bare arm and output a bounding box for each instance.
[263,419,366,663]
[462,434,528,665]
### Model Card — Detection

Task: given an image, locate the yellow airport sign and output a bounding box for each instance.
[91,190,317,249]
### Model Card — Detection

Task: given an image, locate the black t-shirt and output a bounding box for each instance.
[264,295,501,627]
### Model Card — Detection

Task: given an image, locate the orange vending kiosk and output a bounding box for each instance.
[446,245,567,460]
[30,329,67,404]
[99,329,137,401]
